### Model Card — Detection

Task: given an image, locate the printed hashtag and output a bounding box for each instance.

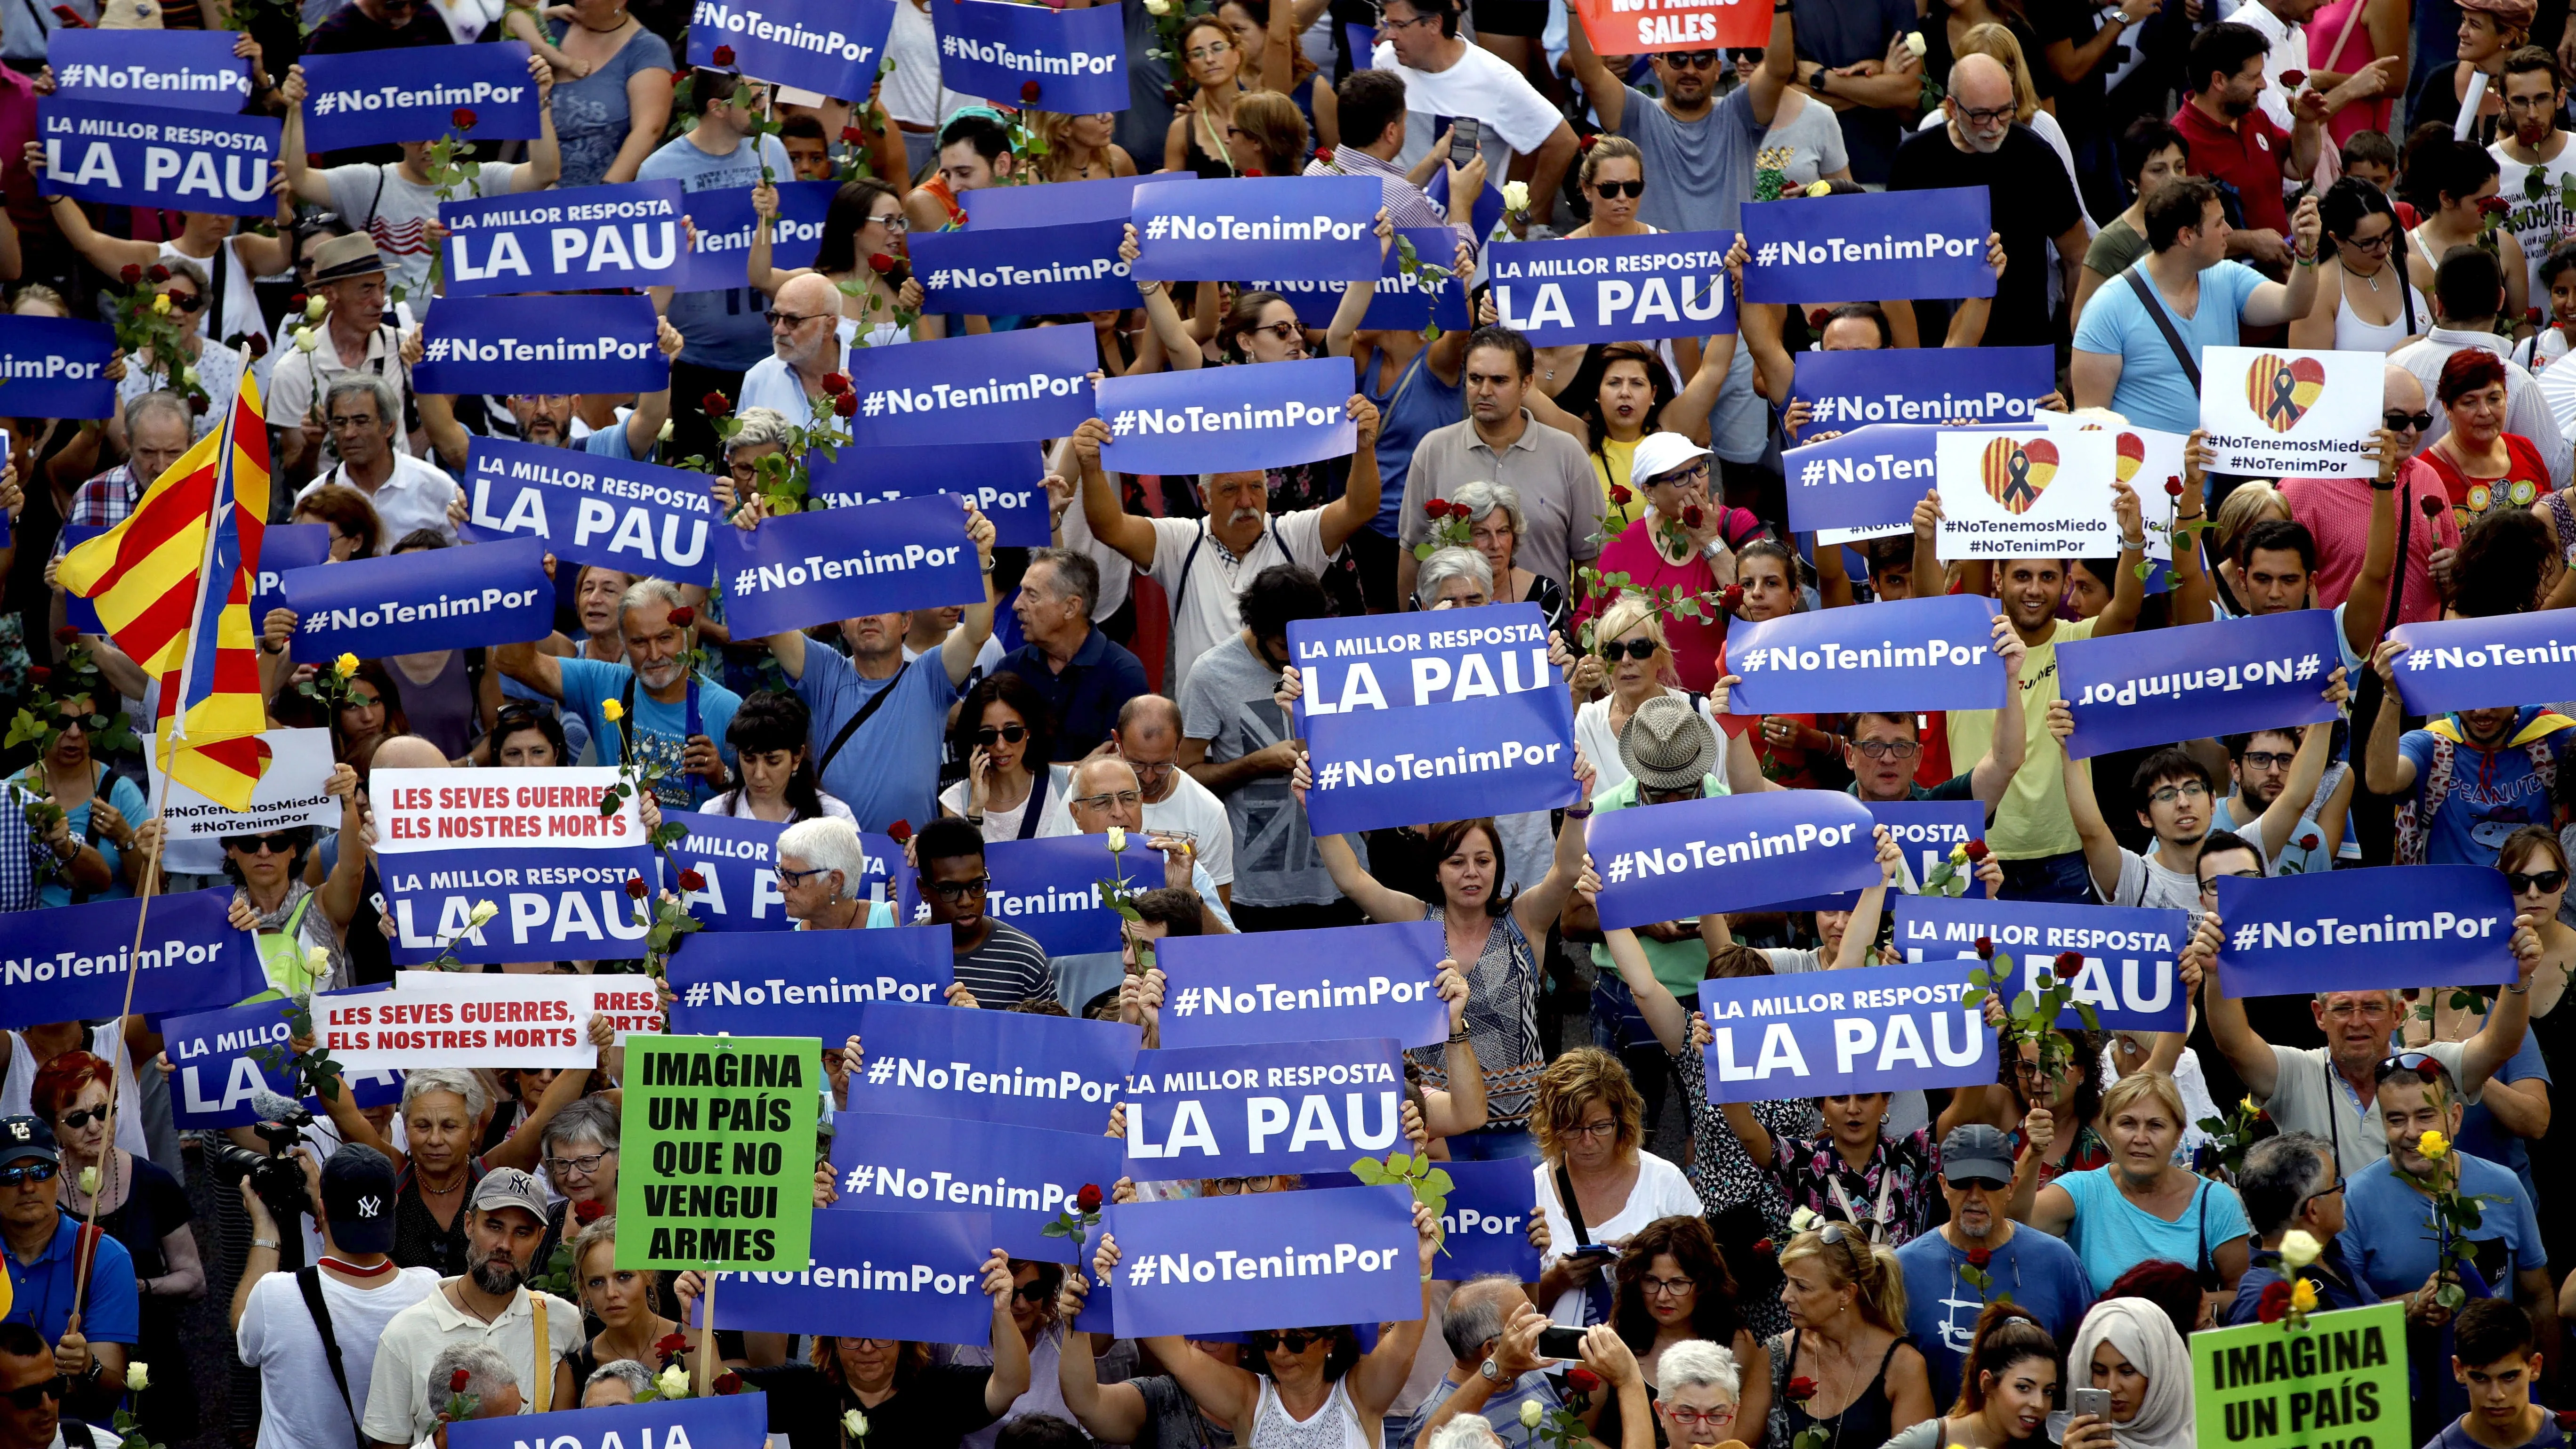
[683,982,710,1006]
[2405,648,2431,670]
[861,390,885,417]
[1755,242,1779,266]
[1800,459,1825,485]
[1318,761,1343,789]
[1111,410,1135,436]
[1606,853,1633,883]
[1143,214,1169,240]
[2294,652,2320,681]
[843,1166,868,1192]
[2231,922,2258,952]
[866,1057,895,1084]
[1172,987,1199,1016]
[1127,1259,1155,1287]
[733,569,756,596]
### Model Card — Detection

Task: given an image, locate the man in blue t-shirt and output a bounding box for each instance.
[2071,176,2324,435]
[496,579,741,808]
[1,1117,138,1424]
[1895,1125,2092,1408]
[750,498,999,835]
[2343,1059,2552,1342]
[2364,644,2576,867]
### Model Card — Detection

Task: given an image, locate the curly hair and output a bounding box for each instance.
[1534,1047,1645,1164]
[1612,1216,1747,1356]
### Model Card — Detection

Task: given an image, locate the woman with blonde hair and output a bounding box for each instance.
[1027,110,1136,184]
[1765,1224,1935,1449]
[1223,89,1310,179]
[1567,596,1723,795]
[2015,1071,2251,1297]
[1532,1047,1704,1325]
[563,1216,683,1386]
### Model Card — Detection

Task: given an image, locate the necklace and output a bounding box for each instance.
[417,1163,470,1196]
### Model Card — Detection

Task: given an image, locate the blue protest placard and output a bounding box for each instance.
[931,0,1126,113]
[2386,612,2576,715]
[1425,164,1505,241]
[663,811,792,930]
[807,440,1050,547]
[0,889,261,1030]
[708,1209,997,1344]
[895,833,1125,957]
[40,97,278,218]
[1289,604,1578,835]
[161,996,403,1129]
[1130,175,1383,283]
[962,172,1136,230]
[447,1390,770,1449]
[249,523,331,628]
[56,526,104,633]
[1584,789,1880,929]
[1122,1037,1405,1178]
[49,30,248,113]
[280,535,554,664]
[1103,1185,1421,1338]
[1094,357,1358,475]
[1437,1158,1542,1281]
[2214,865,2517,996]
[1155,922,1449,1050]
[688,0,893,102]
[672,179,837,292]
[912,220,1137,316]
[297,44,542,151]
[439,180,686,298]
[1694,959,1993,1103]
[1258,228,1469,335]
[457,436,720,582]
[712,493,982,640]
[415,294,668,397]
[1788,347,2056,432]
[1741,187,1994,304]
[1486,231,1736,346]
[2058,610,2342,761]
[1784,423,1960,533]
[829,1112,1124,1262]
[1767,799,1989,913]
[848,1000,1140,1132]
[666,927,954,1037]
[1893,895,2189,1032]
[846,322,1095,447]
[0,315,114,420]
[1725,595,2006,716]
[376,843,663,966]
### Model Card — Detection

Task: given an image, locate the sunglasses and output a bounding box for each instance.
[55,1106,108,1130]
[1597,638,1657,661]
[1590,178,1644,198]
[1947,1175,2009,1191]
[162,291,203,313]
[0,1377,65,1411]
[0,1160,59,1188]
[974,724,1030,746]
[2384,410,2435,431]
[1665,49,1718,67]
[1011,1281,1053,1305]
[2507,869,2569,894]
[1250,1329,1329,1354]
[2375,1050,2451,1084]
[228,833,299,855]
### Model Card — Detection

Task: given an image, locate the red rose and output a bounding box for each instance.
[711,43,736,65]
[1565,1368,1602,1394]
[2480,195,2513,217]
[451,107,477,130]
[1609,484,1633,506]
[1786,1377,1819,1403]
[449,1369,472,1393]
[2299,832,2320,849]
[834,391,859,417]
[1448,501,1473,520]
[2531,307,2548,324]
[1962,840,1990,862]
[1313,146,1333,163]
[119,264,142,285]
[1974,935,1994,959]
[52,626,79,644]
[625,876,649,899]
[868,253,896,274]
[288,292,307,311]
[1076,1183,1103,1212]
[189,394,210,415]
[842,125,868,144]
[1806,306,1834,330]
[1751,1238,1775,1255]
[1244,168,1264,177]
[1966,1247,1992,1267]
[1021,80,1042,104]
[703,391,733,417]
[713,1370,744,1396]
[1578,133,1597,152]
[2164,476,2184,498]
[655,1332,690,1359]
[2555,1410,2576,1432]
[678,869,708,892]
[247,333,269,359]
[2255,1279,2293,1324]
[2053,950,2083,975]
[27,666,48,684]
[668,604,696,628]
[572,1198,606,1223]
[2422,495,2445,518]
[1720,583,1744,611]
[1425,499,1449,518]
[888,820,914,843]
[1682,504,1705,529]
[822,371,852,396]
[146,264,169,283]
[2279,69,2308,88]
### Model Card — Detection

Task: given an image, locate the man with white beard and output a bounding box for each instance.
[496,577,741,808]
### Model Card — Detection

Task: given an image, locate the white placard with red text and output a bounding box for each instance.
[315,974,662,1069]
[370,766,645,856]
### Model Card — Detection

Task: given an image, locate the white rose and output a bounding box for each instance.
[844,1409,870,1438]
[655,1364,692,1400]
[1105,825,1127,853]
[1903,29,1926,57]
[1520,1400,1545,1429]
[293,327,319,354]
[304,945,332,983]
[305,295,328,322]
[1143,0,1169,14]
[1789,1205,1823,1232]
[659,419,675,443]
[126,1363,148,1392]
[2278,1229,2323,1270]
[78,1166,98,1195]
[1501,180,1530,213]
[468,900,499,927]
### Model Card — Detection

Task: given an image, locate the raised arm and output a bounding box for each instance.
[2243,197,2325,327]
[1073,417,1159,568]
[942,504,1000,687]
[2046,700,2126,902]
[1558,4,1628,131]
[1965,614,2028,814]
[314,765,369,930]
[1119,225,1203,373]
[1507,749,1595,940]
[2194,917,2284,1102]
[1052,1278,1151,1442]
[1324,213,1391,361]
[2343,430,2406,662]
[2361,641,2419,795]
[621,317,686,458]
[274,69,337,208]
[2092,479,2150,636]
[1316,396,1383,555]
[2248,681,2347,862]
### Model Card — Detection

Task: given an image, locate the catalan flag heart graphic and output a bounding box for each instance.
[2246,353,2328,433]
[1980,436,2057,515]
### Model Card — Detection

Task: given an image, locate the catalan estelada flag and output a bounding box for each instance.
[59,367,274,811]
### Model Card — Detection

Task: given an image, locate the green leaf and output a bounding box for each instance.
[1385,1151,1411,1176]
[1420,1167,1453,1197]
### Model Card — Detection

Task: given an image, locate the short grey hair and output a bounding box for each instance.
[1070,755,1140,800]
[125,389,193,441]
[1440,1273,1524,1359]
[2238,1131,2335,1237]
[324,373,400,432]
[402,1067,489,1120]
[428,1342,518,1411]
[1449,480,1524,539]
[1417,546,1493,604]
[585,1359,653,1398]
[1426,1419,1506,1449]
[617,577,689,631]
[1658,1340,1740,1400]
[1027,547,1100,616]
[158,255,210,299]
[726,406,796,454]
[778,817,867,896]
[539,1093,620,1157]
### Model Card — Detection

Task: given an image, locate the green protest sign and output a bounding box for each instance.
[615,1034,817,1272]
[2191,1300,2406,1449]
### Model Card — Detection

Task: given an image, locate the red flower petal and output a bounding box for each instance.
[146,264,169,283]
[822,372,852,395]
[668,604,696,628]
[451,107,477,130]
[450,1369,472,1392]
[1963,840,1990,861]
[1974,935,1994,959]
[625,876,649,898]
[118,264,141,284]
[1021,80,1042,103]
[678,869,707,892]
[2164,476,2184,497]
[703,391,733,417]
[834,391,858,417]
[888,820,913,843]
[711,44,736,65]
[868,253,896,274]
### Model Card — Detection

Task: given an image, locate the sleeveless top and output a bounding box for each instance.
[156,236,266,354]
[1768,1331,1906,1449]
[390,650,477,759]
[0,1024,149,1158]
[1409,906,1544,1128]
[1250,1378,1370,1449]
[392,1155,488,1275]
[2333,272,2427,354]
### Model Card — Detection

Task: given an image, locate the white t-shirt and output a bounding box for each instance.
[2225,0,2310,138]
[1372,40,1563,183]
[2263,1039,2481,1176]
[1535,1151,1703,1323]
[1574,693,1723,796]
[321,161,526,315]
[361,1284,586,1444]
[1143,510,1339,699]
[2493,137,2576,303]
[939,764,1071,843]
[1038,767,1237,889]
[2109,847,2201,912]
[237,1265,442,1449]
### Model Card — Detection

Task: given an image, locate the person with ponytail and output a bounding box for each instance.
[1765,1225,1935,1449]
[1877,1302,2060,1449]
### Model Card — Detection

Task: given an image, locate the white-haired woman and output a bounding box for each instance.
[1448,480,1568,634]
[318,1062,593,1276]
[1416,547,1494,610]
[1654,1339,1745,1449]
[1567,596,1723,796]
[711,406,797,518]
[777,817,874,931]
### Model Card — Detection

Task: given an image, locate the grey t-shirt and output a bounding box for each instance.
[1760,93,1850,187]
[2264,1039,2481,1177]
[637,132,796,371]
[1620,82,1769,232]
[1177,636,1355,908]
[2110,848,2201,912]
[1133,1375,1235,1448]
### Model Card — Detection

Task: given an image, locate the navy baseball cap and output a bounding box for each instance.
[322,1143,397,1254]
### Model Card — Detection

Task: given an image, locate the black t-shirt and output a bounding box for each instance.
[303,6,456,52]
[744,1362,998,1449]
[1886,122,2084,350]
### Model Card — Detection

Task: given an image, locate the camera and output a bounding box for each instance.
[210,1107,315,1223]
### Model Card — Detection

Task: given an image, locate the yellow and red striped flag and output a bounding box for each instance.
[59,370,274,810]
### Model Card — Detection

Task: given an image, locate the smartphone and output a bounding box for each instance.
[2068,1388,2113,1421]
[1567,1243,1617,1258]
[1537,1326,1588,1359]
[1449,117,1481,164]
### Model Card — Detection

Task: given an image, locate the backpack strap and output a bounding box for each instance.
[2122,267,2203,393]
[295,1267,364,1445]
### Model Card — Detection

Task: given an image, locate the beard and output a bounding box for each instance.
[470,1254,525,1296]
[634,656,684,690]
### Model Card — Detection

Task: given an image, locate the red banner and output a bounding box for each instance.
[1570,0,1767,53]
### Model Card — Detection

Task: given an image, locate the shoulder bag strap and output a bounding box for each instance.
[1174,528,1208,619]
[2123,267,2203,392]
[815,667,905,778]
[1014,767,1049,840]
[1553,1162,1592,1246]
[295,1267,364,1443]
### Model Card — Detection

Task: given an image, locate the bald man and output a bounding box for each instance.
[1886,53,2089,351]
[1041,695,1234,903]
[737,272,848,419]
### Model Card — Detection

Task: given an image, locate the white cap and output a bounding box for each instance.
[1627,431,1713,489]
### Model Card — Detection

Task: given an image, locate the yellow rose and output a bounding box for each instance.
[1948,842,1968,864]
[334,652,358,678]
[2278,1230,2322,1270]
[603,698,626,722]
[2420,1129,2451,1159]
[2289,1278,2319,1313]
[151,293,171,315]
[79,1166,98,1195]
[2241,1095,2259,1115]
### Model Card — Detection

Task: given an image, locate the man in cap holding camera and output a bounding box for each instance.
[234,1144,439,1449]
[360,1168,579,1448]
[0,1117,133,1424]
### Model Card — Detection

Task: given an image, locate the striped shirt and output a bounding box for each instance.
[955,919,1056,1009]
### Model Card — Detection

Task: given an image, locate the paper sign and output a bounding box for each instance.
[1103,1185,1421,1339]
[39,97,278,217]
[1790,346,2056,433]
[1128,175,1382,283]
[929,0,1127,113]
[664,926,954,1036]
[1724,594,2007,715]
[805,440,1051,547]
[161,995,402,1129]
[0,315,116,419]
[713,492,984,640]
[1934,427,2120,561]
[1094,356,1359,475]
[314,974,661,1069]
[414,294,669,397]
[297,43,542,150]
[1584,789,1880,928]
[1486,231,1736,345]
[2057,610,2343,760]
[1567,0,1766,54]
[2214,865,2518,996]
[846,1000,1139,1132]
[1121,1037,1407,1178]
[616,1033,818,1272]
[705,1207,997,1344]
[1739,187,1993,304]
[145,727,338,841]
[49,29,250,113]
[370,766,645,854]
[2386,611,2576,714]
[1153,922,1450,1050]
[0,889,259,1030]
[438,180,686,298]
[844,322,1095,447]
[447,1393,768,1449]
[828,1111,1124,1263]
[2188,1302,2406,1449]
[279,535,555,663]
[1893,895,2190,1032]
[456,436,721,583]
[2197,346,2381,480]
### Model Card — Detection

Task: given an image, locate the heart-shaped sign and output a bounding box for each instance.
[1981,436,2058,515]
[2245,353,2329,433]
[2114,432,2146,483]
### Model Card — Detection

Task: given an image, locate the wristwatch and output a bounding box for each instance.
[1480,1357,1506,1384]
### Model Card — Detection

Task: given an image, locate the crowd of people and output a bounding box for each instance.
[6,0,2576,1442]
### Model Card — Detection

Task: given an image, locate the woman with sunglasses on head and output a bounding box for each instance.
[1087,1199,1442,1447]
[112,259,244,441]
[1613,1216,1770,1419]
[2289,177,2429,353]
[1566,599,1727,795]
[1027,109,1137,183]
[940,673,1063,844]
[703,690,853,824]
[749,177,942,346]
[1767,1225,1935,1449]
[1876,1302,2060,1449]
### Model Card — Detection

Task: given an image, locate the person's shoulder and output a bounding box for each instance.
[986,916,1049,958]
[400,452,461,490]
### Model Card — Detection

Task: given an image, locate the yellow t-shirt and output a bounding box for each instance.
[1946,614,2099,860]
[1591,437,1638,511]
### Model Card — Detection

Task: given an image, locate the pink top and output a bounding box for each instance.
[1575,523,1728,694]
[2306,0,2393,148]
[2280,458,2463,629]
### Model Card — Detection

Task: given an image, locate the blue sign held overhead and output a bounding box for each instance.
[712,493,984,641]
[930,0,1127,113]
[1122,1037,1408,1179]
[828,1112,1125,1263]
[2057,610,2343,761]
[1740,186,1995,304]
[1784,423,1965,534]
[806,440,1050,547]
[2386,611,2576,715]
[1695,958,1996,1104]
[376,843,662,966]
[415,294,669,398]
[1154,922,1450,1050]
[846,1000,1140,1133]
[2214,865,2519,998]
[279,536,555,664]
[1767,798,1988,913]
[1585,789,1880,930]
[845,322,1096,448]
[1129,175,1384,283]
[706,1207,999,1345]
[1893,894,2190,1033]
[40,97,279,218]
[672,178,837,293]
[438,180,686,298]
[1259,227,1472,335]
[161,996,403,1129]
[1103,1185,1422,1339]
[0,315,115,420]
[687,0,894,102]
[250,523,332,628]
[1725,595,2008,716]
[1094,356,1359,476]
[666,926,953,1037]
[1788,347,2056,434]
[1435,1158,1544,1281]
[1486,231,1736,346]
[48,30,249,113]
[961,172,1136,229]
[894,833,1127,958]
[297,44,543,151]
[661,812,790,931]
[458,435,719,583]
[912,219,1137,317]
[0,889,260,1030]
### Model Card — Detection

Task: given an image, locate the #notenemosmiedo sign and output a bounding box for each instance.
[1289,603,1578,835]
[1695,959,1995,1103]
[2197,346,2381,481]
[367,765,660,966]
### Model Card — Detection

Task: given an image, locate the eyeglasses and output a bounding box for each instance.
[2507,869,2569,894]
[545,1150,611,1178]
[1664,49,1719,68]
[55,1106,108,1131]
[2338,230,2393,254]
[0,1161,59,1188]
[2375,1050,2452,1084]
[1590,179,1644,199]
[2238,750,2294,771]
[765,309,824,330]
[776,864,837,887]
[1851,739,1921,761]
[1072,790,1144,811]
[925,875,992,901]
[2384,410,2435,432]
[1664,1406,1735,1430]
[1187,38,1235,58]
[1640,1273,1696,1297]
[1567,1119,1620,1140]
[1250,1329,1328,1352]
[0,1377,65,1411]
[866,211,909,233]
[2145,781,2210,805]
[2298,1173,2347,1209]
[1127,758,1176,782]
[1650,462,1710,489]
[1814,1222,1853,1247]
[1377,10,1440,30]
[2322,998,2393,1021]
[325,413,386,432]
[1956,102,2015,127]
[1597,638,1658,661]
[2198,868,2263,895]
[974,724,1030,746]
